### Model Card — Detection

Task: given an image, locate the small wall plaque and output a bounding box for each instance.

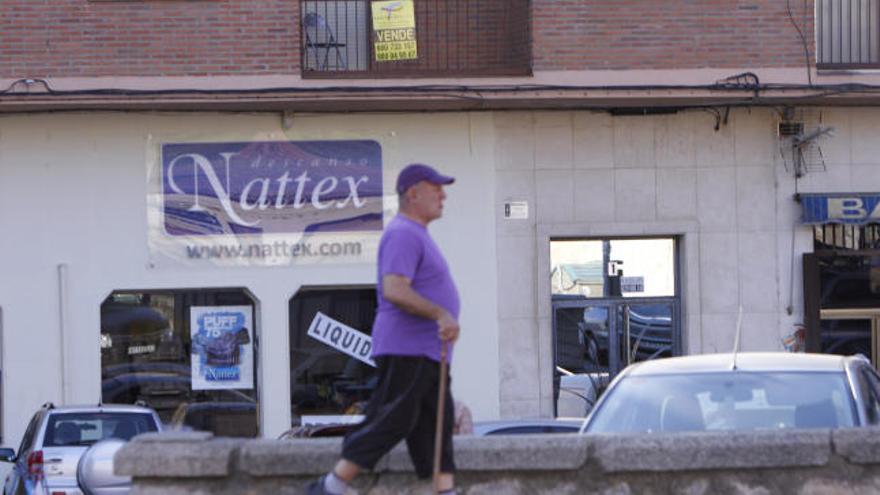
[503,201,529,220]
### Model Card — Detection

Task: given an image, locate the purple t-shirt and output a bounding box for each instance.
[371,214,460,363]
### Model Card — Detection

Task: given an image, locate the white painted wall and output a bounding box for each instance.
[0,111,500,447]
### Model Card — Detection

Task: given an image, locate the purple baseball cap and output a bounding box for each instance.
[395,163,455,194]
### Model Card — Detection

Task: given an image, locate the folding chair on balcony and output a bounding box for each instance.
[302,12,347,71]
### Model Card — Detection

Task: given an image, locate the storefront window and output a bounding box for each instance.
[551,238,676,298]
[289,287,377,426]
[100,289,258,437]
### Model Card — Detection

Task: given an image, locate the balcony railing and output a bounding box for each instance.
[817,0,880,69]
[300,0,531,78]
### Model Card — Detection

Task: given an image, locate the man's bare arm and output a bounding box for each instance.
[383,274,460,343]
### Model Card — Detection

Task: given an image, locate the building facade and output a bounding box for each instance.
[1,0,879,445]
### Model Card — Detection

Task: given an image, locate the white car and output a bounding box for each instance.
[0,403,161,495]
[581,352,880,434]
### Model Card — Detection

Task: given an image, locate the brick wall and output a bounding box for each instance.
[0,0,815,79]
[533,0,816,70]
[0,0,300,78]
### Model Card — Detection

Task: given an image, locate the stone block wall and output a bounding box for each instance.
[494,108,788,418]
[117,429,880,494]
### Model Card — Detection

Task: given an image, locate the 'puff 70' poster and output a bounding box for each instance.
[190,306,254,390]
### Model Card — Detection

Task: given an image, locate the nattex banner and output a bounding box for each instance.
[148,140,384,267]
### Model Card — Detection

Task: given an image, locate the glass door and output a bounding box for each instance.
[616,301,677,370]
[553,304,612,375]
[553,299,679,376]
[551,236,680,416]
[820,308,880,368]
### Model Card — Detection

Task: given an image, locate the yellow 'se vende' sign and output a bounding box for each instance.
[372,0,417,61]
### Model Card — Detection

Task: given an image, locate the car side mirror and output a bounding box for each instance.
[0,448,16,462]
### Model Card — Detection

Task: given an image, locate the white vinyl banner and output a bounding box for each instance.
[190,305,255,390]
[146,139,384,268]
[307,311,376,367]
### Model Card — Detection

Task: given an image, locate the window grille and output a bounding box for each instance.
[813,223,880,251]
[817,0,880,68]
[300,0,531,78]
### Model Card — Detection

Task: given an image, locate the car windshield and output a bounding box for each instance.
[44,412,158,447]
[585,371,856,433]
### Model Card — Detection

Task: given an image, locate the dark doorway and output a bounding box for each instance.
[804,251,880,367]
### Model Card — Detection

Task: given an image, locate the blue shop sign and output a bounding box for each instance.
[800,193,880,225]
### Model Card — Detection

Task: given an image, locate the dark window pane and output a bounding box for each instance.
[820,318,871,357]
[819,256,880,308]
[555,306,609,374]
[624,303,673,362]
[100,289,258,438]
[289,287,378,423]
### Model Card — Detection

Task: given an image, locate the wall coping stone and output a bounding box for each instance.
[136,431,214,443]
[118,428,845,479]
[239,438,345,477]
[115,429,880,494]
[116,431,237,478]
[833,428,880,464]
[593,430,832,473]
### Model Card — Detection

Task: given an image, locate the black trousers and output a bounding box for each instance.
[341,355,455,478]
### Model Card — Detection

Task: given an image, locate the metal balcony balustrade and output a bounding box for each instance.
[817,0,880,69]
[299,0,531,78]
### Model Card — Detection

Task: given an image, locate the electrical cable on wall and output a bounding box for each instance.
[787,0,814,87]
[14,77,880,98]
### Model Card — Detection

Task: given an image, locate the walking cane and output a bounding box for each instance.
[432,340,449,495]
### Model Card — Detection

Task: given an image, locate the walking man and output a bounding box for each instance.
[308,163,461,495]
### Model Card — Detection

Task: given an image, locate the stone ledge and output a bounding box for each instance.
[593,430,831,473]
[134,431,214,443]
[121,429,848,480]
[443,435,589,472]
[117,432,238,478]
[240,438,343,477]
[239,435,590,477]
[117,429,880,494]
[833,428,880,464]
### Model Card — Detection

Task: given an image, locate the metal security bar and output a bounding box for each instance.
[817,0,880,68]
[814,223,880,251]
[299,0,531,78]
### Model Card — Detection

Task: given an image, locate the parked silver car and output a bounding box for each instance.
[473,418,583,436]
[0,403,161,495]
[581,352,880,434]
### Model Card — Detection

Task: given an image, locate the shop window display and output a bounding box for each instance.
[100,289,258,437]
[289,287,378,425]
